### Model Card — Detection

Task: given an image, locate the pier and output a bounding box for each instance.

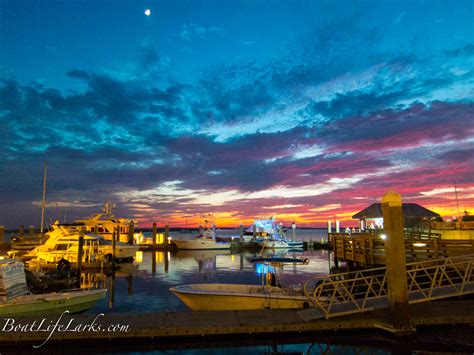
[0,300,472,351]
[329,233,474,266]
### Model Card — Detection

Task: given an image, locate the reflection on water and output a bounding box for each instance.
[84,246,332,314]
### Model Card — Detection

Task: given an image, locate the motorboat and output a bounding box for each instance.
[26,223,139,263]
[249,218,304,249]
[0,259,106,317]
[66,201,136,243]
[173,223,231,250]
[170,283,313,311]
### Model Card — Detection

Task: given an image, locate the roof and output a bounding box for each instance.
[352,203,440,219]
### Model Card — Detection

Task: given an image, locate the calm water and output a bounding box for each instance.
[87,229,332,314]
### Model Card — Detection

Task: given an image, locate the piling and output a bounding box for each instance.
[327,221,331,234]
[336,220,340,233]
[382,190,410,332]
[19,225,24,237]
[112,227,117,265]
[128,221,134,245]
[28,225,34,236]
[0,225,4,240]
[76,231,84,288]
[239,224,243,243]
[291,222,296,241]
[252,224,256,239]
[164,224,169,247]
[152,223,158,244]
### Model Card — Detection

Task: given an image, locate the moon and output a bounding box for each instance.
[144,9,151,16]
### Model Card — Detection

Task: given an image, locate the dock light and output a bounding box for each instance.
[231,236,235,241]
[168,236,172,241]
[381,234,387,240]
[412,243,427,247]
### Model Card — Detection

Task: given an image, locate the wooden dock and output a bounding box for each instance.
[0,300,472,351]
[329,233,474,266]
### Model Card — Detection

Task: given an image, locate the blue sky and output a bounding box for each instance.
[0,0,473,228]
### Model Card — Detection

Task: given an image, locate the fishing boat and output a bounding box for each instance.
[26,223,139,263]
[170,283,313,311]
[0,259,106,317]
[249,218,304,249]
[173,223,231,250]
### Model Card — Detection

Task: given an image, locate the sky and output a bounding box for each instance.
[0,0,473,229]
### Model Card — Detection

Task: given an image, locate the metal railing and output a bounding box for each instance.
[302,254,474,319]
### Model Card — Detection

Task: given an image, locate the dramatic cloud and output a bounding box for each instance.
[0,1,473,228]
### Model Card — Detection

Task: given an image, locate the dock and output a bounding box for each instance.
[0,300,473,351]
[329,233,474,266]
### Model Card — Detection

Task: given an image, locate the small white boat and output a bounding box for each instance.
[173,223,230,250]
[0,260,106,317]
[173,238,231,250]
[170,283,312,311]
[255,238,304,249]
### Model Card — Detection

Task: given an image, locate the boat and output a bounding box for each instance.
[0,259,106,317]
[173,223,231,250]
[26,222,139,263]
[249,218,304,249]
[66,201,136,243]
[170,283,313,311]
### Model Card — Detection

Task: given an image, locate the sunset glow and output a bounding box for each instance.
[0,1,472,229]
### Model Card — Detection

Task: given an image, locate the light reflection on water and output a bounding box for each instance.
[86,229,333,314]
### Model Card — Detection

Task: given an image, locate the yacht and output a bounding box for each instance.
[66,201,136,243]
[26,223,139,263]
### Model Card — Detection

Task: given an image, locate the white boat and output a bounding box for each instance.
[170,283,312,311]
[250,218,304,249]
[173,223,230,250]
[173,238,231,250]
[68,201,136,243]
[0,259,106,317]
[26,223,139,263]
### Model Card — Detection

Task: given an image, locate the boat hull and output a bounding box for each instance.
[170,284,311,311]
[0,289,106,317]
[173,239,231,250]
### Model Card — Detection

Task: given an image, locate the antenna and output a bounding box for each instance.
[40,162,47,234]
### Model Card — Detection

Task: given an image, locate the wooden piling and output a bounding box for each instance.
[152,223,158,244]
[28,225,34,236]
[0,225,4,240]
[252,224,256,239]
[112,227,116,265]
[19,225,24,237]
[239,224,243,243]
[382,190,410,331]
[164,224,169,247]
[76,231,84,288]
[128,221,134,245]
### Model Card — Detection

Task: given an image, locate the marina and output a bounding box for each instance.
[1,1,473,352]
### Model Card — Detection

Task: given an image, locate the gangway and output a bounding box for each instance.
[299,254,474,321]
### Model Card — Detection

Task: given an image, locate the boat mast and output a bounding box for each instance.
[40,162,47,234]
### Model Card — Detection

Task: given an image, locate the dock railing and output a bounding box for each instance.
[302,254,474,320]
[329,233,474,265]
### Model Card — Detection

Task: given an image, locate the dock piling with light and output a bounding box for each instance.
[381,190,411,333]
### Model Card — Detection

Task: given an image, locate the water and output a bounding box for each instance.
[87,229,332,314]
